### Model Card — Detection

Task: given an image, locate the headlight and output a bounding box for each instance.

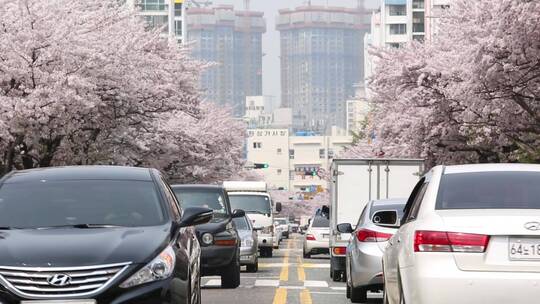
[260,226,274,234]
[201,233,214,245]
[120,245,176,288]
[242,237,254,247]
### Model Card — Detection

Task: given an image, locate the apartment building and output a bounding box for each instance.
[127,0,186,42]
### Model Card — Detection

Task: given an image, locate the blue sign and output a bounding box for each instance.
[385,0,407,4]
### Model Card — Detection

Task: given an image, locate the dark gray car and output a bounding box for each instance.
[233,215,259,272]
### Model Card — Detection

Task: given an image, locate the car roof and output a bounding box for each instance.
[1,166,154,184]
[170,184,224,191]
[443,163,540,175]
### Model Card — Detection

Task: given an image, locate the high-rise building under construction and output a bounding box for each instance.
[277,5,369,133]
[186,5,266,117]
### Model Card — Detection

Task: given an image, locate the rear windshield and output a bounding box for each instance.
[173,189,228,215]
[229,195,271,215]
[0,180,165,229]
[436,171,540,210]
[233,216,250,230]
[312,216,329,228]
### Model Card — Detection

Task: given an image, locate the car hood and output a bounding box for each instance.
[194,216,231,234]
[0,225,171,267]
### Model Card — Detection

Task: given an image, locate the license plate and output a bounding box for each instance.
[241,256,250,260]
[509,238,540,260]
[21,301,96,304]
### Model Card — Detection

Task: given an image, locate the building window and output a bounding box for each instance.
[389,24,407,35]
[319,149,325,159]
[277,148,282,155]
[289,171,295,181]
[328,149,334,159]
[289,149,295,160]
[175,20,182,36]
[253,142,262,149]
[388,43,401,48]
[277,169,282,175]
[388,5,406,16]
[412,0,425,9]
[138,0,167,11]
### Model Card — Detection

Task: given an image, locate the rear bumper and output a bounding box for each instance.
[304,239,329,252]
[201,245,236,275]
[240,246,257,265]
[403,256,540,304]
[258,234,277,248]
[350,244,384,288]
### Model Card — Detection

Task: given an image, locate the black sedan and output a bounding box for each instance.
[171,185,244,289]
[0,166,211,304]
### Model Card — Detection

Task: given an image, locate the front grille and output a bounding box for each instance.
[0,262,131,299]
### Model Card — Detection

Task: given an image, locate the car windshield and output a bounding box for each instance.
[229,195,271,215]
[173,189,228,215]
[233,217,250,231]
[275,219,287,225]
[436,171,540,210]
[0,180,165,229]
[311,216,329,228]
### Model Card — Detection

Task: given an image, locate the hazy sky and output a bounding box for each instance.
[210,0,380,105]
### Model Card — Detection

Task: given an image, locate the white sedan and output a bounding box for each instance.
[383,163,540,304]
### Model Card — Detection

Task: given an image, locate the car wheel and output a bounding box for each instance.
[303,249,311,259]
[350,286,368,303]
[221,253,241,289]
[268,248,273,258]
[346,280,351,299]
[246,258,258,272]
[331,270,342,282]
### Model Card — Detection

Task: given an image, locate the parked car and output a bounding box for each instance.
[337,198,407,303]
[0,166,212,304]
[303,215,330,258]
[233,215,259,272]
[171,185,245,289]
[383,164,540,304]
[275,217,290,239]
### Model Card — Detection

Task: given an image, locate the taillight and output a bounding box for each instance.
[333,247,347,255]
[356,229,393,242]
[306,234,316,241]
[414,231,490,253]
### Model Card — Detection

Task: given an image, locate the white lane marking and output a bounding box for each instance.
[304,280,329,288]
[203,279,221,287]
[255,279,281,287]
[282,286,306,290]
[330,287,347,291]
[309,291,344,295]
[259,263,330,268]
[303,264,330,269]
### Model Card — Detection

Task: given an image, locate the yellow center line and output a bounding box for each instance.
[297,255,306,282]
[279,239,292,281]
[273,287,288,304]
[300,289,313,304]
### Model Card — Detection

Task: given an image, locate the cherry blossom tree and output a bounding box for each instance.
[350,0,539,167]
[0,0,245,180]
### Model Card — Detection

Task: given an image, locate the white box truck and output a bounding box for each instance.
[329,158,424,281]
[224,181,282,258]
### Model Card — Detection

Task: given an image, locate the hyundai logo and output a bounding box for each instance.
[524,222,540,231]
[47,274,72,287]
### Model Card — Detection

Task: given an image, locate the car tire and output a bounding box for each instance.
[346,281,351,299]
[350,286,368,303]
[246,258,258,273]
[331,270,342,282]
[303,249,311,259]
[221,253,241,289]
[268,248,273,257]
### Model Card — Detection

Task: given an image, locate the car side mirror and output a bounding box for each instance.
[372,210,400,228]
[232,209,246,218]
[275,202,282,213]
[337,223,354,233]
[179,207,213,228]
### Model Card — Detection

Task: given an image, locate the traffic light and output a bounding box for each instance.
[254,163,269,169]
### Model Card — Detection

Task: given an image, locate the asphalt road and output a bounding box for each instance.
[202,234,383,304]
